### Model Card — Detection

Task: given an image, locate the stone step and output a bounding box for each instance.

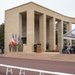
[1,52,75,62]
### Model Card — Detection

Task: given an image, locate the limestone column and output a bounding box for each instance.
[66,22,72,45]
[19,14,22,37]
[49,17,56,50]
[58,20,63,50]
[39,14,46,52]
[27,10,34,52]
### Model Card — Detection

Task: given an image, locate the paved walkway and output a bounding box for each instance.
[1,52,75,62]
[0,57,75,75]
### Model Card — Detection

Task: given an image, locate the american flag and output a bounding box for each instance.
[18,35,20,42]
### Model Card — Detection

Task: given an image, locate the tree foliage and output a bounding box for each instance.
[63,23,67,34]
[0,23,4,48]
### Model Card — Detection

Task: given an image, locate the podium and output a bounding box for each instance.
[36,44,41,53]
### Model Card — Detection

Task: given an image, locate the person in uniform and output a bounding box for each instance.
[9,42,12,52]
[14,43,17,52]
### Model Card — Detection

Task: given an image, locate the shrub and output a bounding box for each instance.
[45,50,59,52]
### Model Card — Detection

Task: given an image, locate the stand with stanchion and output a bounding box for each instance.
[36,43,41,53]
[34,43,41,53]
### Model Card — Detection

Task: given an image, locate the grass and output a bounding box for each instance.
[45,50,59,52]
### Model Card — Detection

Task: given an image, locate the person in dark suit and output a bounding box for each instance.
[1,46,4,54]
[73,44,75,54]
[46,43,49,50]
[70,44,74,54]
[63,44,68,50]
[62,44,68,54]
[34,44,36,52]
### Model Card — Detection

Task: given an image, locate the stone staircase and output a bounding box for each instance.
[1,52,75,62]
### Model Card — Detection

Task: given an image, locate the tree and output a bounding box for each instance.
[0,23,4,49]
[63,23,66,34]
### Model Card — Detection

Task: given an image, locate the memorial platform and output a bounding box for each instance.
[0,52,75,62]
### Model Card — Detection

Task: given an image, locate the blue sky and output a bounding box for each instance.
[0,0,75,29]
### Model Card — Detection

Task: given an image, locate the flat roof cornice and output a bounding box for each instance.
[5,1,75,19]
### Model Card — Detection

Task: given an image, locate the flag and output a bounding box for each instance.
[12,34,15,46]
[14,34,17,43]
[18,35,20,42]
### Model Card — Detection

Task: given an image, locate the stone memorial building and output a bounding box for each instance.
[5,2,75,53]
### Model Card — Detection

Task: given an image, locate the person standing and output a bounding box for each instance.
[14,43,17,52]
[66,43,71,54]
[9,42,12,52]
[1,46,4,54]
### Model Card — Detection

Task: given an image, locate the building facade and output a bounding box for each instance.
[5,2,75,53]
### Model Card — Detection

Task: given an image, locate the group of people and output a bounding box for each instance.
[9,41,23,52]
[62,44,75,54]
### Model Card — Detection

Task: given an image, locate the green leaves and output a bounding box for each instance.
[0,23,4,48]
